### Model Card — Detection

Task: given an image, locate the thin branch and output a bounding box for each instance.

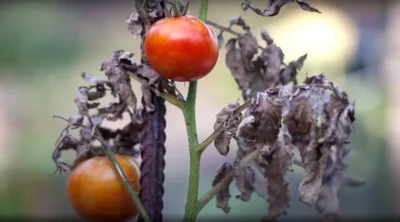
[93,129,151,222]
[128,72,185,109]
[196,149,261,213]
[195,100,252,154]
[206,20,242,36]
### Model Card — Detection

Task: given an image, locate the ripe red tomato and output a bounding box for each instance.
[68,154,140,222]
[144,15,219,82]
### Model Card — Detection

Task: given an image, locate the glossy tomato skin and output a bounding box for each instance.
[68,155,140,222]
[144,15,219,82]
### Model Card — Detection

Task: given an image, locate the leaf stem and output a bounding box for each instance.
[93,130,151,222]
[196,149,261,213]
[195,100,251,154]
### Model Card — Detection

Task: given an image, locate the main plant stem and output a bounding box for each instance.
[183,1,208,221]
[183,81,200,222]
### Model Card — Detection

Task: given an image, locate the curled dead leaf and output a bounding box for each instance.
[242,0,320,17]
[126,12,143,39]
[212,163,234,214]
[213,100,243,156]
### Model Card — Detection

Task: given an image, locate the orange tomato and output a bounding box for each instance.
[68,154,140,222]
[144,15,219,82]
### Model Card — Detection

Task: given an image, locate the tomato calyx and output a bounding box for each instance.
[164,0,191,18]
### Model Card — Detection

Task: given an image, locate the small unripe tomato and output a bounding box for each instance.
[144,15,219,82]
[68,154,140,222]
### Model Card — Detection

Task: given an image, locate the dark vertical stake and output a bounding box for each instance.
[136,1,167,222]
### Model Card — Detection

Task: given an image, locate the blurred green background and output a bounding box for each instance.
[0,0,398,220]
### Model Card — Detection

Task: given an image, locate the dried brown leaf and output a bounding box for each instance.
[229,16,250,31]
[241,0,320,17]
[260,44,284,89]
[136,64,160,83]
[141,81,155,112]
[101,50,137,112]
[260,29,274,45]
[296,0,321,13]
[214,100,243,156]
[126,12,143,39]
[234,164,255,201]
[74,87,99,115]
[81,72,108,85]
[212,163,234,214]
[238,32,258,71]
[263,131,291,220]
[280,53,307,85]
[236,116,257,152]
[246,92,283,151]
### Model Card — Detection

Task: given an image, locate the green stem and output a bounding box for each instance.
[94,132,151,222]
[183,81,200,222]
[182,1,208,221]
[199,0,208,21]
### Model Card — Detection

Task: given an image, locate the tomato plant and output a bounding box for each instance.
[144,15,219,82]
[67,154,141,222]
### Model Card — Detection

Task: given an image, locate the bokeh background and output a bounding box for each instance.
[0,0,398,220]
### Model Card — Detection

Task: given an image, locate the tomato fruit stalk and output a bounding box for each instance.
[67,155,141,222]
[144,15,219,82]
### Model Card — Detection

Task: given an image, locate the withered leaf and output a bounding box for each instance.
[98,99,127,122]
[263,132,291,220]
[81,72,108,85]
[87,84,107,101]
[229,16,250,31]
[212,163,234,214]
[247,92,283,151]
[136,64,161,86]
[283,74,359,208]
[280,53,307,85]
[126,12,143,39]
[141,81,155,112]
[260,44,284,89]
[242,0,320,17]
[101,50,137,112]
[260,29,274,45]
[225,38,252,90]
[236,116,257,152]
[316,155,365,220]
[296,0,321,13]
[234,164,255,201]
[52,134,79,173]
[74,87,99,115]
[213,100,243,156]
[238,32,258,71]
[225,37,265,100]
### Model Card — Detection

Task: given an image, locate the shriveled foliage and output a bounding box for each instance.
[210,13,364,221]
